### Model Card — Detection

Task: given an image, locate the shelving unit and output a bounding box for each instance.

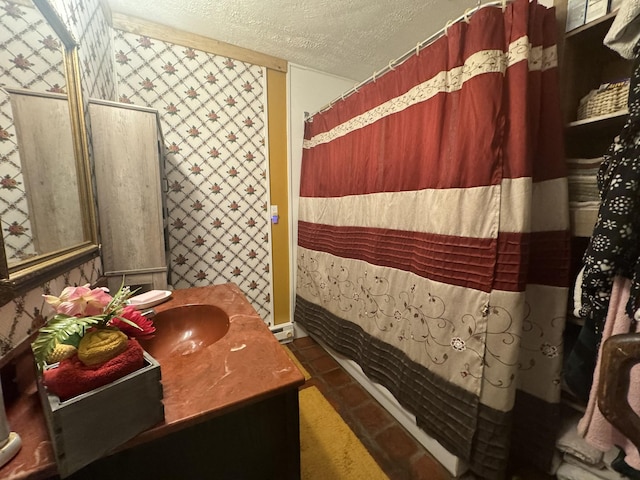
[558,2,634,417]
[562,11,630,128]
[560,8,632,239]
[565,9,617,39]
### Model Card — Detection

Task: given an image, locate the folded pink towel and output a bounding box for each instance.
[43,339,145,401]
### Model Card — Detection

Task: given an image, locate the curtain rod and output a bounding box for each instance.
[307,0,510,120]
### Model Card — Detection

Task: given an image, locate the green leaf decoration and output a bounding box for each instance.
[61,332,82,348]
[31,314,102,372]
[32,280,143,373]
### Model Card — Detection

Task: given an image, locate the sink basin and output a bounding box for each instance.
[139,304,230,361]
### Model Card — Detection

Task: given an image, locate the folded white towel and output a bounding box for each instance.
[569,201,601,208]
[558,457,627,480]
[563,449,629,480]
[557,411,604,465]
[566,157,604,165]
[604,0,640,59]
[557,462,607,480]
[568,175,598,182]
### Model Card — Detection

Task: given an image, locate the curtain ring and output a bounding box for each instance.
[372,70,377,82]
[444,19,454,35]
[341,92,347,101]
[353,83,359,93]
[416,42,421,56]
[463,7,474,22]
[388,60,396,71]
[501,0,507,11]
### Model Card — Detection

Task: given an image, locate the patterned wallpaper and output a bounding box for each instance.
[113,31,274,324]
[0,0,106,360]
[0,0,67,263]
[0,0,275,361]
[0,258,101,358]
[50,0,115,101]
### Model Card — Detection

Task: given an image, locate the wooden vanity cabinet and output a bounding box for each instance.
[89,100,169,293]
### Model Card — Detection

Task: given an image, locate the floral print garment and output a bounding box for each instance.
[580,51,640,334]
[565,49,640,402]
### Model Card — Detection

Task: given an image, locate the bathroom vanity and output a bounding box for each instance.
[0,283,305,479]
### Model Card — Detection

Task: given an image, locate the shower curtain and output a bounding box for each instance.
[294,0,569,478]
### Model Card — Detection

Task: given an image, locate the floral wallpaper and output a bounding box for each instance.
[50,0,115,101]
[0,258,101,358]
[0,0,106,361]
[0,0,67,263]
[0,0,275,362]
[113,31,273,324]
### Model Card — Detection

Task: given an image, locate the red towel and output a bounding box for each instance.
[43,339,145,401]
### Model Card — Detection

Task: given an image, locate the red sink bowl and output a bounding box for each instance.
[139,304,230,361]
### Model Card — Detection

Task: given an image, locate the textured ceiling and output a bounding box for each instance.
[106,0,479,81]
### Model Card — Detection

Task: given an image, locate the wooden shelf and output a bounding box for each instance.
[567,109,628,129]
[565,110,628,156]
[565,9,617,39]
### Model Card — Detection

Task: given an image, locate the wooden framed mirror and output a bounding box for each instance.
[0,0,99,306]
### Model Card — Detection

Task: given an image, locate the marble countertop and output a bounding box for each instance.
[1,283,304,479]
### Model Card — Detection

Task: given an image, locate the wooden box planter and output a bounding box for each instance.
[36,351,164,478]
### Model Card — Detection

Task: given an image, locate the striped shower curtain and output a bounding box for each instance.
[294,0,570,478]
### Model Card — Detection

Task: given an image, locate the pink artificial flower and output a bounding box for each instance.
[44,284,112,317]
[109,306,156,338]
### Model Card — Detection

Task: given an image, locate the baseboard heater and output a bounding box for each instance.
[270,322,294,343]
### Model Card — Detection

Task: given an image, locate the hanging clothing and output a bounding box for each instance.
[565,47,640,402]
[578,277,640,472]
[605,0,640,60]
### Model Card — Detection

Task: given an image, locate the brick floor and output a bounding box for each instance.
[288,335,554,480]
[288,336,451,480]
[352,402,394,434]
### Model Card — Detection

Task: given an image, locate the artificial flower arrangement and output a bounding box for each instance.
[31,283,156,400]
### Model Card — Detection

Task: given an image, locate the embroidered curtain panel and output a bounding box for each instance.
[294,0,570,478]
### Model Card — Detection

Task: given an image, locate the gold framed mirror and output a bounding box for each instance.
[0,0,98,306]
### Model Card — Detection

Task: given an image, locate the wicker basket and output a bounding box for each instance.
[577,79,630,120]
